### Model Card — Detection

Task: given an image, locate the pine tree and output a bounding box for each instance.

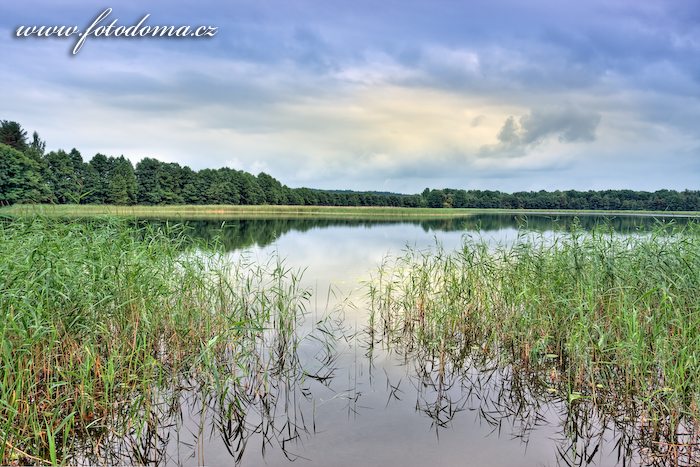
[0,121,28,151]
[0,143,44,205]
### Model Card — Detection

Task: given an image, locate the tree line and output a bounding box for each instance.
[1,120,699,211]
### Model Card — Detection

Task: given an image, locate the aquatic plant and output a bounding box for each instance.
[0,217,335,464]
[368,223,700,464]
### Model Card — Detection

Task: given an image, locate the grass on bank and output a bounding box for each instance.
[1,204,699,220]
[368,223,700,427]
[0,217,317,464]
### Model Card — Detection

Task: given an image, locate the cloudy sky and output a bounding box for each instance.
[1,0,699,193]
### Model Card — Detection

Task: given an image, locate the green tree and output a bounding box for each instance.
[81,164,102,204]
[158,162,185,204]
[29,131,46,156]
[204,169,239,204]
[85,153,112,203]
[257,172,283,204]
[0,121,28,151]
[232,171,265,205]
[44,149,84,203]
[106,156,137,205]
[426,189,446,208]
[180,166,200,204]
[135,158,164,204]
[452,190,468,208]
[0,143,44,204]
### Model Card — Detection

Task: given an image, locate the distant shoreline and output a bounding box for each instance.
[2,204,699,220]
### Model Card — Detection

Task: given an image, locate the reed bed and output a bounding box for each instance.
[368,223,700,463]
[0,217,322,465]
[3,204,697,221]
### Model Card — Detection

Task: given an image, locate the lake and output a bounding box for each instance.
[84,213,696,466]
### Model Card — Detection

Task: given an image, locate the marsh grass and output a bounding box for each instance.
[0,217,329,464]
[2,204,698,221]
[368,222,700,464]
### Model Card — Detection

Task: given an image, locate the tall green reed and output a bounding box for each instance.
[0,217,321,464]
[368,223,700,443]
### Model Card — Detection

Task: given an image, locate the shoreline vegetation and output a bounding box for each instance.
[2,204,700,220]
[1,120,700,212]
[368,223,700,464]
[1,214,699,464]
[3,116,700,464]
[0,218,335,465]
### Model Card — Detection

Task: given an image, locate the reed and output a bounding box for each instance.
[368,223,700,438]
[0,217,319,464]
[2,204,698,221]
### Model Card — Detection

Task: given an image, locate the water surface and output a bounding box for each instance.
[126,214,695,466]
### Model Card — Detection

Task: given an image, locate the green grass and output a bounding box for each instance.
[0,217,321,464]
[1,204,699,220]
[368,223,700,439]
[4,210,700,463]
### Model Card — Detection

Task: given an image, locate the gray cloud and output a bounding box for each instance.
[491,106,601,152]
[521,107,601,144]
[1,0,699,192]
[470,115,485,127]
[497,116,520,145]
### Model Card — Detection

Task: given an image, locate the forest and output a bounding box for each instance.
[1,120,699,211]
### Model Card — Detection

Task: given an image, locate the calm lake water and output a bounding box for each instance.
[124,214,693,466]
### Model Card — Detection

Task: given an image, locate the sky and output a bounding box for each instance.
[1,0,699,193]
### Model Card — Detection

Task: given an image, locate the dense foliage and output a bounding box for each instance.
[1,120,699,210]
